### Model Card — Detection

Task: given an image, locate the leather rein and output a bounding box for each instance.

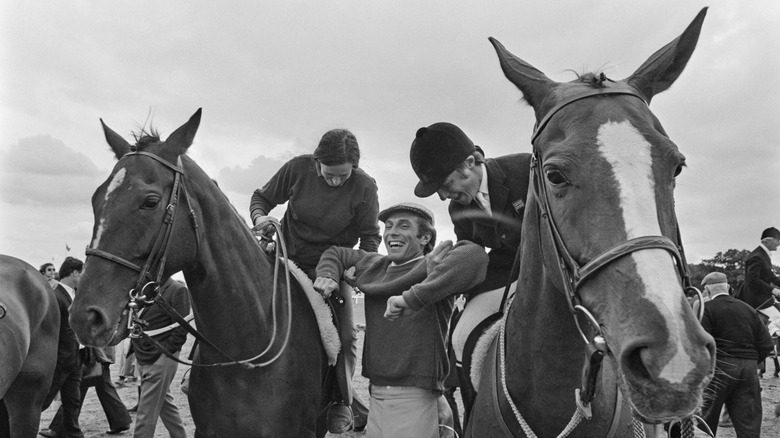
[85,151,294,369]
[496,87,706,438]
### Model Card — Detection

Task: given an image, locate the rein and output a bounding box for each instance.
[495,87,706,437]
[85,151,294,369]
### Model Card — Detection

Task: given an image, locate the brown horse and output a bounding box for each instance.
[466,8,716,437]
[68,110,329,437]
[0,255,60,438]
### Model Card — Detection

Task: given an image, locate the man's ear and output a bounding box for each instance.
[464,155,476,169]
[420,232,432,246]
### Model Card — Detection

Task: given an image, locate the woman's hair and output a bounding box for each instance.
[39,262,54,275]
[313,129,360,168]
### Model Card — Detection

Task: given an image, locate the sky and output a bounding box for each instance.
[1,0,778,272]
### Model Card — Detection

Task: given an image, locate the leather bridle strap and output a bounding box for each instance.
[85,152,191,304]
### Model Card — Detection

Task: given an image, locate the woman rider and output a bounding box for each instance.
[250,128,379,433]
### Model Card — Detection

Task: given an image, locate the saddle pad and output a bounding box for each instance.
[284,258,341,365]
[470,318,501,392]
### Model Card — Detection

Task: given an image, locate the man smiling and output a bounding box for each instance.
[314,202,488,437]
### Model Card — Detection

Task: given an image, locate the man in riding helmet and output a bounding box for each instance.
[409,122,531,425]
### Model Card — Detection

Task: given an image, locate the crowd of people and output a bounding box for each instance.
[33,124,778,438]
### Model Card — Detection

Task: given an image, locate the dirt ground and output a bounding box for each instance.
[40,302,780,437]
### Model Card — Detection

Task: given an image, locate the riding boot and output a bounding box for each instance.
[327,282,358,433]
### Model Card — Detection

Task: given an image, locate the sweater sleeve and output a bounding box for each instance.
[356,178,381,253]
[402,241,489,310]
[162,281,191,354]
[249,158,299,224]
[316,246,369,282]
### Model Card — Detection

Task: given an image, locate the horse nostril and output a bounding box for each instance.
[85,306,108,331]
[624,346,653,382]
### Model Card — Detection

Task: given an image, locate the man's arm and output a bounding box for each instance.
[162,281,191,354]
[314,246,368,297]
[401,241,488,310]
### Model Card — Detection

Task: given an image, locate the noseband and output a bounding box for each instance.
[85,151,200,308]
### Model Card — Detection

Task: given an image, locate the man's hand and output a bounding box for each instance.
[313,277,339,299]
[426,240,453,275]
[773,288,780,299]
[384,295,415,321]
[343,266,357,286]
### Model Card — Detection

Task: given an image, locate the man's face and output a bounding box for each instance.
[436,157,480,205]
[765,237,780,251]
[383,212,429,263]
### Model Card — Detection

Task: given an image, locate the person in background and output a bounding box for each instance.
[740,227,780,323]
[129,278,190,438]
[698,271,773,437]
[250,128,379,432]
[43,346,132,437]
[40,257,85,438]
[39,262,58,289]
[408,122,531,425]
[315,202,488,437]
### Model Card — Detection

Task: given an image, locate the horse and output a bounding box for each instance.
[466,8,716,437]
[67,110,330,437]
[0,255,60,438]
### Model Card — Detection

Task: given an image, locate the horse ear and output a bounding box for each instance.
[488,37,556,119]
[164,108,202,154]
[100,119,132,160]
[626,7,707,104]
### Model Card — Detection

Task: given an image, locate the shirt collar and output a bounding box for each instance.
[390,255,424,267]
[60,282,75,300]
[710,291,730,300]
[760,243,771,255]
[478,163,489,195]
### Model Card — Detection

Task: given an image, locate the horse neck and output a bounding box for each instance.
[180,161,278,352]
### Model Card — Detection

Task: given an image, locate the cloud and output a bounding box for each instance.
[0,135,104,206]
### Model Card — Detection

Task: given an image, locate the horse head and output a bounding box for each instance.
[70,109,203,347]
[492,8,715,424]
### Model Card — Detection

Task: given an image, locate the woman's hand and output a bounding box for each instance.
[313,277,339,299]
[252,215,278,239]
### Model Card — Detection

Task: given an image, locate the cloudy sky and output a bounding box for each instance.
[1,0,778,272]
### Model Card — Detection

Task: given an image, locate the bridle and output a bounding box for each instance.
[530,87,703,341]
[497,86,707,438]
[85,151,294,369]
[86,151,200,308]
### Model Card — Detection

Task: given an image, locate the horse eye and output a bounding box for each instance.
[545,169,569,186]
[673,165,684,177]
[141,197,160,209]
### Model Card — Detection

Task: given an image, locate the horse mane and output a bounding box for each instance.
[131,127,161,151]
[567,69,614,88]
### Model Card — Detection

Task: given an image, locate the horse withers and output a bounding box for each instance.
[68,110,330,437]
[467,8,716,437]
[0,255,60,438]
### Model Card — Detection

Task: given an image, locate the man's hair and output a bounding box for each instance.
[39,262,54,275]
[58,256,84,279]
[416,217,437,254]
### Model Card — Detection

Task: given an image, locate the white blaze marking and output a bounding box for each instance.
[92,168,126,248]
[597,120,694,383]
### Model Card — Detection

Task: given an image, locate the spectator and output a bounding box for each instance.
[39,262,58,289]
[129,278,190,438]
[314,202,488,437]
[740,227,780,323]
[698,271,774,437]
[249,128,379,432]
[43,346,132,436]
[40,257,85,438]
[409,122,531,424]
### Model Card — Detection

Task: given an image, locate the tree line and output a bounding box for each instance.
[688,248,780,290]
